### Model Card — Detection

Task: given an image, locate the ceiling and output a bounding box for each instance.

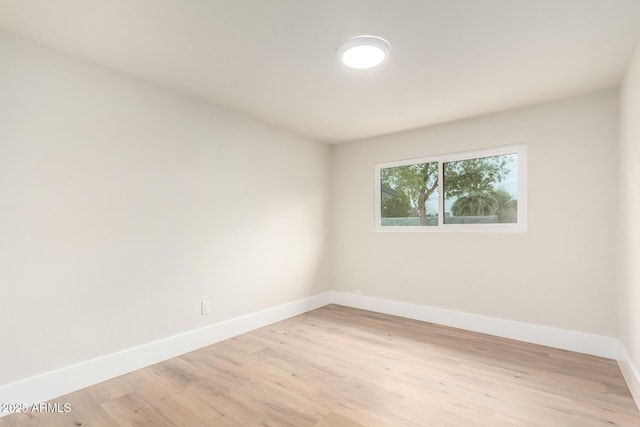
[1,0,640,143]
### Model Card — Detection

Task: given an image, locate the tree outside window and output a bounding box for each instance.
[376,145,524,231]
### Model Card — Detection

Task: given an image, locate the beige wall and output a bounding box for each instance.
[0,31,331,386]
[619,42,640,374]
[331,91,619,336]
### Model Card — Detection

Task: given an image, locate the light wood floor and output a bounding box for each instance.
[2,305,639,426]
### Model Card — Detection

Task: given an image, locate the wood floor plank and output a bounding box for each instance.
[1,304,639,426]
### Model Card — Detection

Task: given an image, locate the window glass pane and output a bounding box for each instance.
[380,162,438,226]
[443,154,517,224]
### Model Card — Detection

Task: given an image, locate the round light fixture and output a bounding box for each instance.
[338,35,391,70]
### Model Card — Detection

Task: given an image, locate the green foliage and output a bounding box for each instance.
[381,162,438,225]
[444,155,511,198]
[381,188,412,217]
[450,189,517,222]
[451,191,498,216]
[493,188,517,222]
[381,163,437,209]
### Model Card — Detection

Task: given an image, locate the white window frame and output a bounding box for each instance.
[374,143,527,233]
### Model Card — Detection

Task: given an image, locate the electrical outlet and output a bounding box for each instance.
[354,290,362,296]
[201,300,211,315]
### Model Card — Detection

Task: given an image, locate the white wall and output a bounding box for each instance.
[331,91,619,336]
[0,30,331,386]
[619,41,640,396]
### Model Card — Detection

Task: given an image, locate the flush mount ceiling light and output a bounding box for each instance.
[338,35,391,70]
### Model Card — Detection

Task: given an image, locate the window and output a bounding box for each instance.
[375,144,526,232]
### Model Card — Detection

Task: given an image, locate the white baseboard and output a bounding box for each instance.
[1,290,630,418]
[618,343,640,410]
[0,292,331,417]
[329,291,619,359]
